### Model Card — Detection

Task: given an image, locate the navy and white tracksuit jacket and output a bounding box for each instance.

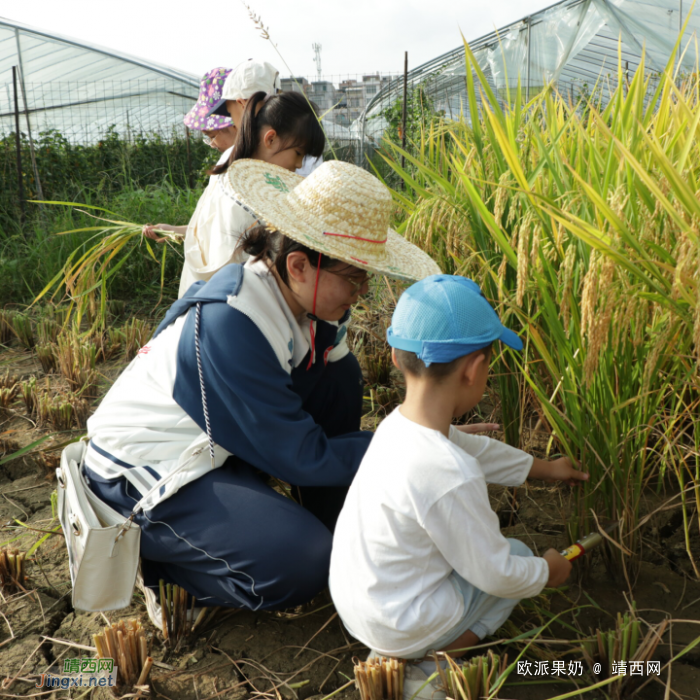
[84,259,371,610]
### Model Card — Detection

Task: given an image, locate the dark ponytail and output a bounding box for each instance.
[210,91,325,175]
[237,225,338,286]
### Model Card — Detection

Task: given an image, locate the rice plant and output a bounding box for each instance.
[55,330,98,399]
[36,318,60,344]
[440,651,508,700]
[0,384,18,413]
[99,327,126,361]
[36,343,58,373]
[19,377,37,417]
[0,310,13,344]
[581,611,668,699]
[123,318,152,360]
[11,314,34,348]
[381,38,700,576]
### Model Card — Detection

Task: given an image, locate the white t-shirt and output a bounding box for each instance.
[178,151,323,298]
[178,146,254,298]
[329,408,549,657]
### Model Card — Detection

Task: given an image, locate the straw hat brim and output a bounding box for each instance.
[223,160,441,282]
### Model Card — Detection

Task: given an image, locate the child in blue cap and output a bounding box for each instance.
[329,275,587,697]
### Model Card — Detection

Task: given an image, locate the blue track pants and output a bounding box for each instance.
[85,353,364,611]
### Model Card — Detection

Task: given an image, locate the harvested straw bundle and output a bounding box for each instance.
[93,619,153,696]
[354,656,405,700]
[0,547,27,594]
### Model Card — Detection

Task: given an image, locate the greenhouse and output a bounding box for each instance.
[0,17,199,143]
[358,0,699,153]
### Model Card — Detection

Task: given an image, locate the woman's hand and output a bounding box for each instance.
[529,456,588,486]
[455,423,500,434]
[142,223,186,243]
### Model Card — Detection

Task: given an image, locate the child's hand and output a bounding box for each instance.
[543,548,572,587]
[529,457,588,486]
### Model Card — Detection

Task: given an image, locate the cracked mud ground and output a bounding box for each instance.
[1,343,700,699]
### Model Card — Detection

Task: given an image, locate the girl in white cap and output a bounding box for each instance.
[80,159,439,620]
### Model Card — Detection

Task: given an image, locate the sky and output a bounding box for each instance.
[6,0,555,80]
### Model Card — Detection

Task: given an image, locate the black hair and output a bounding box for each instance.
[237,225,340,286]
[210,91,325,175]
[393,344,492,382]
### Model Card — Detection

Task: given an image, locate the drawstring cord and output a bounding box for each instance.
[306,254,322,371]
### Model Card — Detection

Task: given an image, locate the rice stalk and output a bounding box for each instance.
[123,318,152,360]
[20,376,37,417]
[442,651,508,700]
[36,343,58,373]
[93,619,153,696]
[0,547,27,594]
[11,314,34,349]
[0,384,18,413]
[581,610,668,699]
[354,656,405,700]
[36,318,60,345]
[56,331,98,399]
[158,580,219,652]
[33,203,181,330]
[0,310,13,344]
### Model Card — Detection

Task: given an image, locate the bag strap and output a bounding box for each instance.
[126,302,216,520]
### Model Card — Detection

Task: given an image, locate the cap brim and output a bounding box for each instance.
[206,98,229,118]
[499,326,523,351]
[223,160,441,283]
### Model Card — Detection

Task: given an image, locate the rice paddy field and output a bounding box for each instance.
[2,44,700,700]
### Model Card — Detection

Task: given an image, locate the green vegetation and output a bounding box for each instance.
[0,128,215,305]
[382,41,700,578]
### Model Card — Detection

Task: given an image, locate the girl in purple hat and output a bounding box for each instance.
[143,67,237,243]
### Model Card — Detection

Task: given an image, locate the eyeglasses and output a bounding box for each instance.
[326,269,373,294]
[202,132,219,146]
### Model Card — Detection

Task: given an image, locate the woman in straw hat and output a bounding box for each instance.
[81,159,440,618]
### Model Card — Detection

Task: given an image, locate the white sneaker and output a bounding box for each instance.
[403,662,447,700]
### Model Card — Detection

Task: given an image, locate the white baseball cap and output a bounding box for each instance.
[207,59,281,117]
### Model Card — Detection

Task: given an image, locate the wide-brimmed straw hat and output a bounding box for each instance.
[223,159,441,282]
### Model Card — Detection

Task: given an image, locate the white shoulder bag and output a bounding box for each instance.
[56,303,217,612]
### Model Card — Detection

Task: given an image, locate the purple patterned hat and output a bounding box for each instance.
[183,67,233,131]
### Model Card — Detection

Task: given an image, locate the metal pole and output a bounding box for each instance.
[401,51,408,179]
[185,126,193,189]
[12,66,25,227]
[679,0,683,35]
[15,28,43,202]
[526,18,532,103]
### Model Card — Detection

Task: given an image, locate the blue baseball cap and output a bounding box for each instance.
[387,275,523,366]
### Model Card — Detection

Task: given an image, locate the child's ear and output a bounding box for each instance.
[391,348,400,370]
[262,128,277,149]
[462,351,487,386]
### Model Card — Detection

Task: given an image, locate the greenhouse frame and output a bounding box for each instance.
[0,17,199,144]
[357,0,700,159]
